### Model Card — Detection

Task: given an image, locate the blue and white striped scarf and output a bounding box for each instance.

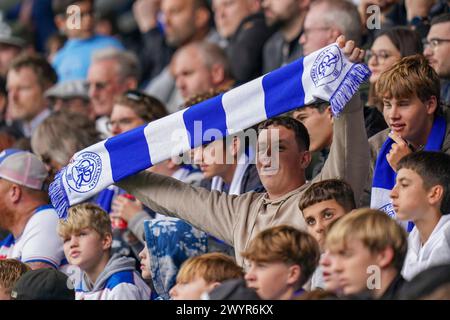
[50,43,370,218]
[371,116,447,231]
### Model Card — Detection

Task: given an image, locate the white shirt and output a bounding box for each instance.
[402,215,450,281]
[0,205,65,268]
[75,271,151,300]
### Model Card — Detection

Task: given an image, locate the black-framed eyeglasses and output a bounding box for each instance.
[423,38,450,50]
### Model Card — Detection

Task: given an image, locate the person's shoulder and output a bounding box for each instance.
[91,35,123,48]
[104,270,136,291]
[234,13,271,40]
[52,40,75,63]
[369,128,390,148]
[31,205,59,220]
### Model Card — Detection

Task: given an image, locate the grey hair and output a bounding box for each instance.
[313,0,362,46]
[91,47,140,82]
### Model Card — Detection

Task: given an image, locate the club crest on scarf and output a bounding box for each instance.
[66,151,102,193]
[311,45,343,87]
[379,202,396,219]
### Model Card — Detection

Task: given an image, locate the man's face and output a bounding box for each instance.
[330,238,380,296]
[292,106,332,152]
[192,140,232,179]
[213,0,256,38]
[390,168,431,222]
[7,67,47,122]
[87,60,126,117]
[256,125,308,198]
[382,94,436,145]
[0,44,21,77]
[162,0,198,47]
[109,104,145,136]
[172,47,215,99]
[261,0,300,27]
[424,21,450,79]
[245,260,298,300]
[62,227,111,271]
[299,4,334,55]
[169,277,215,300]
[303,199,347,249]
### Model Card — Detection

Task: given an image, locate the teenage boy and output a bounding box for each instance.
[299,179,356,250]
[364,54,450,213]
[299,179,356,289]
[242,225,320,300]
[325,208,408,299]
[58,203,151,300]
[390,151,450,280]
[169,252,244,300]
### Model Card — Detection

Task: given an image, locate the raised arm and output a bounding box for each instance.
[313,37,370,203]
[117,172,256,246]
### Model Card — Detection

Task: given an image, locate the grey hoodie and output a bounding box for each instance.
[76,253,151,300]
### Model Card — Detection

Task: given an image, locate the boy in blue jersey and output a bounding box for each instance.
[58,203,150,300]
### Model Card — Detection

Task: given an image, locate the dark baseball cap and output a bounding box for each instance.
[10,268,75,300]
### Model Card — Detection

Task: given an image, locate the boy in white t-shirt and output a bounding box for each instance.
[390,151,450,280]
[0,149,64,270]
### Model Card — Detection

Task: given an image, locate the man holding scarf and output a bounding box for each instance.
[50,36,371,267]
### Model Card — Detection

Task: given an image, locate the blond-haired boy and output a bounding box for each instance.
[58,203,150,300]
[325,208,408,299]
[242,225,320,300]
[169,252,244,300]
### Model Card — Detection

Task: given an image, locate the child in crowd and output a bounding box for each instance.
[58,203,150,300]
[299,179,356,290]
[325,208,408,299]
[391,151,450,280]
[169,252,244,300]
[242,225,320,300]
[0,259,30,300]
[139,217,208,300]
